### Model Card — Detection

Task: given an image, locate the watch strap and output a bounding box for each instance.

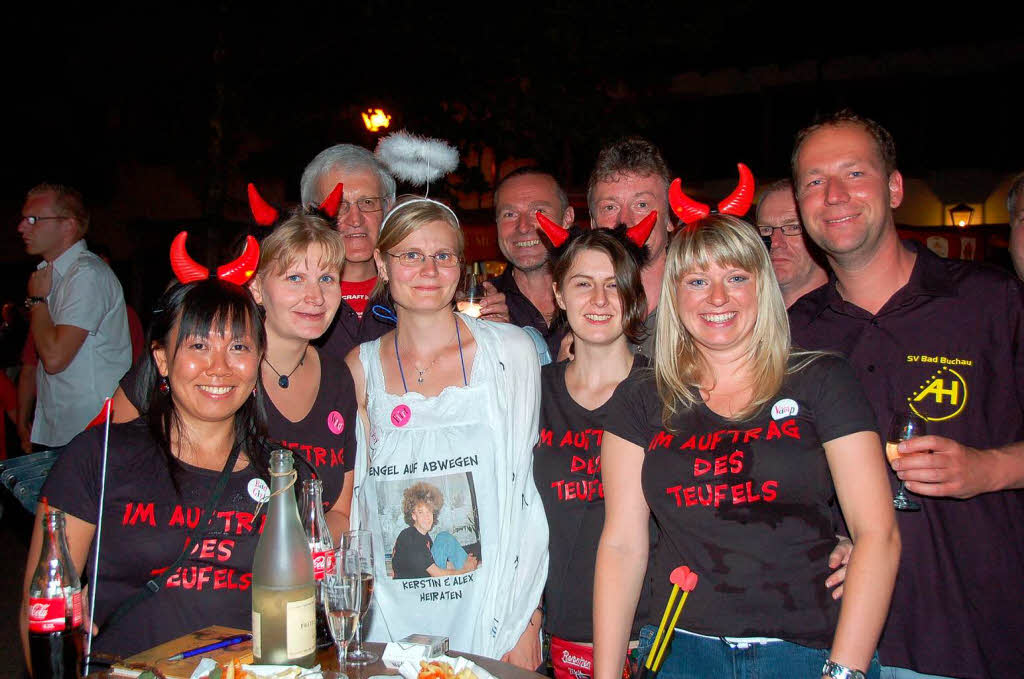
[24,296,47,309]
[821,659,866,679]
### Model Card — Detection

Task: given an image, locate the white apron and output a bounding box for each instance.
[351,316,548,659]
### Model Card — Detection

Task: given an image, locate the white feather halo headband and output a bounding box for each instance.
[375,130,459,194]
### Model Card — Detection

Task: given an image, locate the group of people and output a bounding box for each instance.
[15,110,1024,679]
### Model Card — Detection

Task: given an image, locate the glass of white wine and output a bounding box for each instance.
[342,529,378,664]
[455,263,483,318]
[887,412,926,512]
[324,546,361,674]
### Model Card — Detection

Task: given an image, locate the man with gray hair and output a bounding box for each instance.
[755,179,828,307]
[300,144,397,360]
[587,137,676,356]
[1006,172,1024,279]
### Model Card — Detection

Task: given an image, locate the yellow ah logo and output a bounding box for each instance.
[909,366,967,422]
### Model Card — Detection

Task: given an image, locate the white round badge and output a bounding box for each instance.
[770,398,799,420]
[248,478,270,503]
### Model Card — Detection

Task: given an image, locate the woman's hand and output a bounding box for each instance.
[500,609,543,670]
[825,536,854,600]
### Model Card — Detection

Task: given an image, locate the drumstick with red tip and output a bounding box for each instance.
[643,566,699,675]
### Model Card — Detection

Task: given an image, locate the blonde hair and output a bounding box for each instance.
[372,196,464,300]
[257,213,345,279]
[654,214,790,424]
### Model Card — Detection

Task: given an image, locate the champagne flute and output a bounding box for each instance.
[455,263,483,318]
[324,546,361,675]
[342,529,378,664]
[887,412,926,512]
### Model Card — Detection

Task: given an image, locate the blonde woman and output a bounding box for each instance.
[593,215,899,679]
[113,215,357,537]
[346,197,546,668]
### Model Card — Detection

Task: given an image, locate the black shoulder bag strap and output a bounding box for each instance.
[97,444,244,636]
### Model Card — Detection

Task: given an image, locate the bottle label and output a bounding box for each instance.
[250,610,260,659]
[70,590,83,628]
[310,549,335,581]
[28,597,66,632]
[286,596,316,659]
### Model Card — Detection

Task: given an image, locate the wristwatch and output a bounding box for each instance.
[24,296,47,309]
[821,660,865,679]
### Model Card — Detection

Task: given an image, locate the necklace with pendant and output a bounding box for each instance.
[263,348,306,389]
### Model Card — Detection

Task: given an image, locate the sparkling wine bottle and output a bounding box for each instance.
[300,478,335,649]
[252,450,317,667]
[28,508,83,679]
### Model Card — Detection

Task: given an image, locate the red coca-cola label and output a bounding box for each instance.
[311,549,335,581]
[70,591,83,628]
[28,597,65,633]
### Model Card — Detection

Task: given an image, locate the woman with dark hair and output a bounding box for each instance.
[112,214,357,538]
[346,196,546,667]
[531,218,653,679]
[593,215,900,679]
[20,264,270,661]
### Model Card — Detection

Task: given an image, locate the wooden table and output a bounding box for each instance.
[92,641,544,679]
[320,642,544,679]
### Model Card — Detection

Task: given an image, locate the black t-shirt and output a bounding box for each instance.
[40,422,265,658]
[603,354,877,648]
[391,526,434,579]
[263,348,356,511]
[534,355,650,642]
[121,347,357,511]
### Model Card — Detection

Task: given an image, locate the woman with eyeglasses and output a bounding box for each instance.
[345,196,547,668]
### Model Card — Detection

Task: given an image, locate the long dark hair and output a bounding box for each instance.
[551,228,648,345]
[138,278,270,486]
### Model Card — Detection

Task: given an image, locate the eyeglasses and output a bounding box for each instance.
[386,251,461,268]
[757,223,802,237]
[339,197,385,216]
[20,215,68,225]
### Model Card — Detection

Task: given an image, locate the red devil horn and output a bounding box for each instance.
[318,182,344,219]
[717,163,755,217]
[247,183,279,226]
[668,178,710,225]
[535,211,570,247]
[169,231,210,284]
[625,211,658,247]
[216,235,260,285]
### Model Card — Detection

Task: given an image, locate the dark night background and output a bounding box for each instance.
[2,2,1022,313]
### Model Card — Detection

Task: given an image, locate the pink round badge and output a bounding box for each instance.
[327,410,345,435]
[390,404,412,427]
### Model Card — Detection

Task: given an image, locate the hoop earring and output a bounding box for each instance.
[159,376,170,394]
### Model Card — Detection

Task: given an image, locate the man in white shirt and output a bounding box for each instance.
[18,184,131,448]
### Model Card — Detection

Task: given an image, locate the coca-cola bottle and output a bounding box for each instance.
[28,508,83,679]
[300,478,334,649]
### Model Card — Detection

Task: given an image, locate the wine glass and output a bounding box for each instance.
[887,412,926,512]
[323,546,361,674]
[455,264,483,318]
[342,529,378,664]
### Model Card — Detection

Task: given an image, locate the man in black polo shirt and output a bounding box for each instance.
[490,167,574,353]
[789,110,1024,679]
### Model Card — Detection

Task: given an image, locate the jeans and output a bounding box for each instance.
[637,625,881,679]
[430,531,468,569]
[880,667,955,679]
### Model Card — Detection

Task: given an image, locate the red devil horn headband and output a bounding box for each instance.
[535,211,570,247]
[247,183,280,226]
[669,163,756,225]
[624,211,658,247]
[318,182,344,219]
[170,231,259,286]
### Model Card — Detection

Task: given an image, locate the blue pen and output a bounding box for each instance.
[167,634,252,661]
